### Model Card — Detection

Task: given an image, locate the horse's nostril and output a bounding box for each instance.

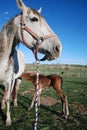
[55,46,59,52]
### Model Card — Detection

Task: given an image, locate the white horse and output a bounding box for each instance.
[0,0,62,126]
[1,49,25,109]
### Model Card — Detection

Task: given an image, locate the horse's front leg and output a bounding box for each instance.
[28,90,36,110]
[6,78,15,126]
[13,78,21,107]
[1,82,8,109]
[5,83,11,126]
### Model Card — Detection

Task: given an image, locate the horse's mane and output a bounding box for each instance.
[0,17,19,58]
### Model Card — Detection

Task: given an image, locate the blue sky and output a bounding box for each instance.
[0,0,87,65]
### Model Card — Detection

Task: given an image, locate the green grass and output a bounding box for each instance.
[0,64,87,130]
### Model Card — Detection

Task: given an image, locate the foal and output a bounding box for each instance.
[21,72,69,118]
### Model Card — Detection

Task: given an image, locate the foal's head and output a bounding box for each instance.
[16,0,62,61]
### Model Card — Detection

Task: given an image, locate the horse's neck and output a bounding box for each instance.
[21,73,34,82]
[14,15,21,41]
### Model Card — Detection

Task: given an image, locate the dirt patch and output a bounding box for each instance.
[22,90,31,95]
[73,90,79,93]
[22,91,58,106]
[71,103,87,115]
[40,96,58,106]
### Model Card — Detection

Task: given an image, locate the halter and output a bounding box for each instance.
[21,13,55,61]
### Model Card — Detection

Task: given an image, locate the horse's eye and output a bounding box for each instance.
[30,17,38,22]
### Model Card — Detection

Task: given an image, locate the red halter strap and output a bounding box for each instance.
[21,13,55,61]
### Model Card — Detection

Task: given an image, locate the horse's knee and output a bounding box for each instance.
[1,99,6,109]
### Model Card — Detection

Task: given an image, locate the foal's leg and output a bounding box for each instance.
[28,88,42,110]
[57,89,69,119]
[64,95,69,118]
[38,88,42,106]
[28,90,36,110]
[60,93,69,118]
[53,78,69,118]
[54,86,69,118]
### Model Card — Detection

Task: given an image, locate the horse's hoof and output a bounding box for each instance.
[65,112,69,119]
[6,119,11,126]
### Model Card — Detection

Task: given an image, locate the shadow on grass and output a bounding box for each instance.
[18,94,60,116]
[40,104,60,115]
[1,93,87,129]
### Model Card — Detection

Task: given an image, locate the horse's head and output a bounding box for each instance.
[16,0,62,61]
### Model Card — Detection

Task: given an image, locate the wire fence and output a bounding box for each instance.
[60,72,87,78]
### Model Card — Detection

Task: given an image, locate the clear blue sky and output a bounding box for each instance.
[0,0,87,65]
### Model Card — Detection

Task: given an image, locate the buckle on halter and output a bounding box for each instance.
[38,37,44,44]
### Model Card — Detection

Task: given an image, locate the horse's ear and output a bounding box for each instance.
[37,7,42,14]
[16,0,28,11]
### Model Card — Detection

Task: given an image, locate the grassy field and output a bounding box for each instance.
[0,64,87,130]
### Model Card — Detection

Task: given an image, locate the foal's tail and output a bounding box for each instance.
[61,77,63,89]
